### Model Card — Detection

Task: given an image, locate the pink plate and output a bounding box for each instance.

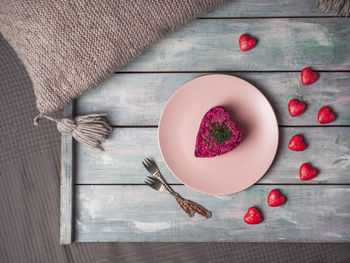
[158,74,279,195]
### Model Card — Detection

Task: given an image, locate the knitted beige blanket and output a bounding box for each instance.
[0,0,226,115]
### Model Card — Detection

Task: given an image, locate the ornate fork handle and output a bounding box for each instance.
[185,200,212,218]
[158,183,194,217]
[175,197,195,217]
[158,178,211,219]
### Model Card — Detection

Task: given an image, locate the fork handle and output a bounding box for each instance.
[186,200,212,218]
[162,182,211,218]
[163,187,194,217]
[154,173,210,218]
[161,186,194,217]
[175,197,195,217]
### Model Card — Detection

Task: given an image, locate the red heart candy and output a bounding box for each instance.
[318,106,336,124]
[288,99,306,117]
[239,34,257,52]
[288,134,307,151]
[244,207,262,224]
[267,189,286,207]
[299,163,318,181]
[301,67,318,85]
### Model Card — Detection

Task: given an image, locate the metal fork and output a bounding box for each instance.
[145,176,195,217]
[143,159,212,218]
[142,158,176,196]
[142,158,194,217]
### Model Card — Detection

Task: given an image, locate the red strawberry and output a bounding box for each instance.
[288,134,307,151]
[318,106,336,124]
[288,99,306,117]
[244,207,262,224]
[267,189,286,207]
[299,163,318,181]
[301,67,318,85]
[239,34,257,52]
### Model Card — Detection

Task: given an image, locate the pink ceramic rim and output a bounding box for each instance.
[158,74,279,195]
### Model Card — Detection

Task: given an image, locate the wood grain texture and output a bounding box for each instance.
[60,102,74,245]
[77,72,350,126]
[74,185,350,242]
[203,0,334,17]
[62,6,350,244]
[75,127,350,184]
[119,18,350,71]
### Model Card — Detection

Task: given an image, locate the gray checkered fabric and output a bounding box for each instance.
[1,24,350,263]
[0,34,59,165]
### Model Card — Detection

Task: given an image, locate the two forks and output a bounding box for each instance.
[143,158,212,218]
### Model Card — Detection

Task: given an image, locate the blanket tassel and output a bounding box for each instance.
[34,114,112,151]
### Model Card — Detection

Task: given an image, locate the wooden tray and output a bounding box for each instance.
[60,1,350,244]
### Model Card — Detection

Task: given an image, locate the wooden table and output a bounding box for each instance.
[60,1,350,244]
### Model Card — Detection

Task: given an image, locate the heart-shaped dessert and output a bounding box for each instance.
[194,106,242,158]
[288,134,307,151]
[299,163,318,181]
[244,207,262,224]
[301,67,318,85]
[288,99,306,117]
[239,34,257,52]
[318,106,336,124]
[267,189,286,207]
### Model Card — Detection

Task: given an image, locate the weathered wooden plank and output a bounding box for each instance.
[77,72,350,126]
[75,127,350,184]
[119,18,350,71]
[203,0,334,17]
[74,185,350,242]
[60,102,74,245]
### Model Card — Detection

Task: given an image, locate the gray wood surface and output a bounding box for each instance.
[75,185,350,242]
[75,127,350,185]
[77,72,350,126]
[60,102,74,245]
[119,18,350,71]
[60,2,350,243]
[203,0,334,17]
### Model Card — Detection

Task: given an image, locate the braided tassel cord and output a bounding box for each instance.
[34,114,112,151]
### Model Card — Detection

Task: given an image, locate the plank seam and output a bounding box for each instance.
[114,70,350,74]
[74,183,350,186]
[108,125,350,128]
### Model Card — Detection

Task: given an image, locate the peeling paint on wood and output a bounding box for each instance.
[77,72,350,126]
[60,102,74,245]
[74,185,350,242]
[118,19,350,71]
[60,10,350,243]
[75,127,350,185]
[203,0,335,17]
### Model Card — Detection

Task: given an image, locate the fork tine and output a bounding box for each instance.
[146,176,157,183]
[145,181,156,189]
[145,179,154,185]
[142,160,148,168]
[144,178,153,185]
[144,179,152,185]
[144,158,154,169]
[146,158,156,167]
[146,158,156,168]
[142,161,152,173]
[144,158,151,168]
